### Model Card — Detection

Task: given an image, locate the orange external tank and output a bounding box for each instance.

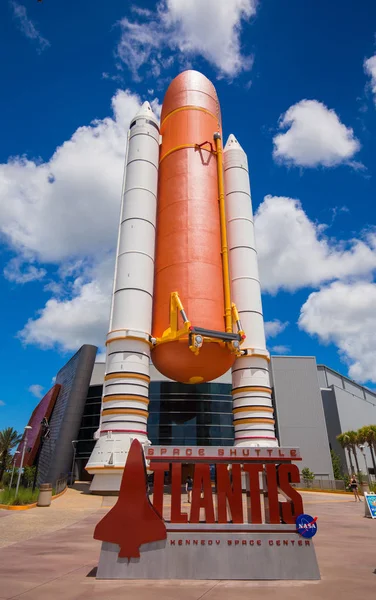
[151,70,236,384]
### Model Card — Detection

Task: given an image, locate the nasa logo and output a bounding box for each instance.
[296,514,318,538]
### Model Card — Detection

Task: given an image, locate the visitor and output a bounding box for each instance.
[186,475,193,503]
[349,474,362,502]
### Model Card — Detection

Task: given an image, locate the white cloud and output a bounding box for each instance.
[10,1,50,52]
[0,400,5,407]
[364,55,376,104]
[4,258,46,284]
[299,281,376,384]
[0,89,161,352]
[0,90,144,263]
[117,0,257,79]
[28,384,44,399]
[271,345,290,354]
[273,100,361,168]
[19,257,113,352]
[255,196,376,294]
[264,320,289,338]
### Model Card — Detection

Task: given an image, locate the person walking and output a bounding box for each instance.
[349,474,362,502]
[186,475,193,503]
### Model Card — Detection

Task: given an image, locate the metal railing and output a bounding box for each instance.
[294,479,346,491]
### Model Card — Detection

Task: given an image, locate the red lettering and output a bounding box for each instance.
[243,464,263,524]
[216,540,220,545]
[255,449,261,456]
[242,540,247,545]
[216,464,243,524]
[290,449,297,457]
[228,540,232,545]
[235,540,240,545]
[190,464,215,523]
[198,449,205,456]
[257,540,261,546]
[147,448,154,455]
[305,540,310,546]
[185,540,190,545]
[291,540,295,546]
[201,540,205,545]
[171,463,188,523]
[218,449,224,456]
[250,540,254,546]
[230,448,237,456]
[178,539,182,545]
[242,449,250,456]
[276,540,281,546]
[277,464,304,524]
[267,449,273,456]
[264,464,280,524]
[269,540,274,546]
[283,540,289,546]
[170,540,175,545]
[150,462,169,517]
[193,540,198,545]
[278,449,285,457]
[160,448,167,455]
[186,448,192,456]
[208,540,213,545]
[298,540,302,546]
[173,448,180,456]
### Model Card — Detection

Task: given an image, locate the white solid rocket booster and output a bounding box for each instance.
[224,134,278,448]
[86,102,160,492]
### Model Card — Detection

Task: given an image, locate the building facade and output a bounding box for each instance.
[20,345,376,485]
[319,364,376,476]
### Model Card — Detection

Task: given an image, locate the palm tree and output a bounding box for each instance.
[337,432,354,474]
[369,425,376,457]
[0,428,22,483]
[346,430,361,474]
[357,426,376,475]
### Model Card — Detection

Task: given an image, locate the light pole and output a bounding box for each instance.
[9,451,20,489]
[70,440,78,486]
[15,426,32,498]
[359,444,371,488]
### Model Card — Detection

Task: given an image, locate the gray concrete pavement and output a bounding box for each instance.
[0,490,374,599]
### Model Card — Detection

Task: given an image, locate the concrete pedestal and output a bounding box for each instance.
[97,532,320,580]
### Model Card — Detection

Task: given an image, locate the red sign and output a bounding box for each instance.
[94,439,167,559]
[94,440,305,560]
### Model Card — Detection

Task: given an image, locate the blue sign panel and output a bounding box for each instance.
[296,514,318,538]
[365,493,376,519]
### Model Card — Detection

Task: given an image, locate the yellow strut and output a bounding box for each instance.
[214,133,232,334]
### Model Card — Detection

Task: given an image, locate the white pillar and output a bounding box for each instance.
[224,134,278,447]
[86,102,160,492]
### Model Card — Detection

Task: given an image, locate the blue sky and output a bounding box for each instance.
[1,0,376,433]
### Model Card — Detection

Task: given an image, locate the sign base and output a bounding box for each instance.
[97,532,320,580]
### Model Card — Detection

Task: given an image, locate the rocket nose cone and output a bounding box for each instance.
[224,133,241,151]
[136,101,153,117]
[131,100,159,128]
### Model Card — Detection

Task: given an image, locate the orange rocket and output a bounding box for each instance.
[151,71,245,384]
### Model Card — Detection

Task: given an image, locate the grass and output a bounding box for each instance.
[0,486,39,506]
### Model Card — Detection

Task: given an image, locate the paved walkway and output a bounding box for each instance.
[0,489,374,599]
[0,485,102,549]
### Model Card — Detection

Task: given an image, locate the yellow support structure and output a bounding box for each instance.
[155,292,191,345]
[214,133,232,334]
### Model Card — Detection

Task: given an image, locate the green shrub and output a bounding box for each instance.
[330,450,343,480]
[301,467,315,488]
[0,486,39,506]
